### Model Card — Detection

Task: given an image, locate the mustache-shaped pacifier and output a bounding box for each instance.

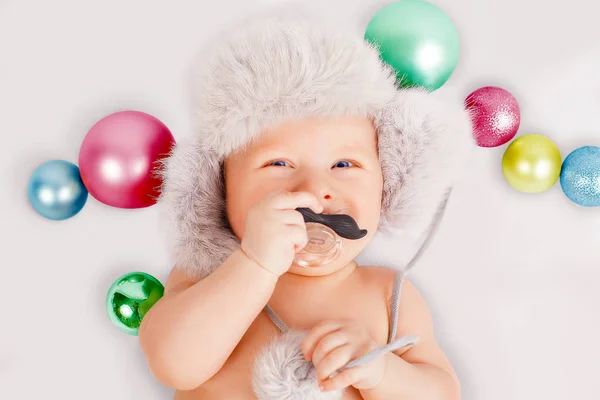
[293,208,367,267]
[296,208,368,240]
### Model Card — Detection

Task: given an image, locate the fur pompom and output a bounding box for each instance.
[252,330,344,400]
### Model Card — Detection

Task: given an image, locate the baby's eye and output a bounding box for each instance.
[332,160,354,168]
[269,160,289,167]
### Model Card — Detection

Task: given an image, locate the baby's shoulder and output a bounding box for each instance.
[356,266,431,346]
[355,265,407,303]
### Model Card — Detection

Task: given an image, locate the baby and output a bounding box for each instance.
[139,18,473,400]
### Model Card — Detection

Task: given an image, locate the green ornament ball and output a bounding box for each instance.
[106,271,164,335]
[364,0,460,91]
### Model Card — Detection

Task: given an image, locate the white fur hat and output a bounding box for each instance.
[158,18,474,280]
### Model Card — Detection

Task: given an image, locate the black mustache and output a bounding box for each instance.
[295,208,368,240]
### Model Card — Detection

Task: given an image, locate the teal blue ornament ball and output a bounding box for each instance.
[27,160,88,220]
[560,146,600,207]
[364,0,460,91]
[106,272,165,335]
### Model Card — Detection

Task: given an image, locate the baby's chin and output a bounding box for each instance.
[287,259,355,277]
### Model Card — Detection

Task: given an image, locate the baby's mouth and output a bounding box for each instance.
[293,207,366,268]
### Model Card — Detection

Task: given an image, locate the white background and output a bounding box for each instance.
[1,0,599,399]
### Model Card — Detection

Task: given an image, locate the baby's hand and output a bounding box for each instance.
[301,319,386,392]
[240,189,323,277]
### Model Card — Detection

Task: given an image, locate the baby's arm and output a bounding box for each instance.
[138,249,278,390]
[359,279,461,400]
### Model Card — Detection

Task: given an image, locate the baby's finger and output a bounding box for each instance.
[315,344,353,382]
[285,225,308,249]
[279,209,306,227]
[302,320,346,361]
[319,366,361,393]
[269,190,323,213]
[311,330,349,367]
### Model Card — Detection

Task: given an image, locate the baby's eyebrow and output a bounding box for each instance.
[249,143,372,161]
[248,147,293,164]
[334,144,371,156]
[337,144,363,151]
[252,147,290,158]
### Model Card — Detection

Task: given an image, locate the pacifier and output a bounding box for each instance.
[293,207,367,268]
[294,222,343,267]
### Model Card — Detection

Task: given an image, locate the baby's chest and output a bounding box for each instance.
[191,313,378,399]
[182,291,391,399]
[270,285,391,343]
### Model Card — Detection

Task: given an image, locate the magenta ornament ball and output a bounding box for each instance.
[465,86,520,148]
[78,111,175,209]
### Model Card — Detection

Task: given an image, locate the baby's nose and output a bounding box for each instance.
[294,176,335,203]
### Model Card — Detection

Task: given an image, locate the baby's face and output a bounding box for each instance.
[224,115,383,276]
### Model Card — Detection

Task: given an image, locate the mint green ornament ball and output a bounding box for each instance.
[106,272,164,335]
[365,0,460,91]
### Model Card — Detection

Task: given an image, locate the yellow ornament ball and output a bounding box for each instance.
[502,134,562,193]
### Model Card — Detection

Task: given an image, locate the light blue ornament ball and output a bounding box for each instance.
[27,160,89,220]
[560,146,600,207]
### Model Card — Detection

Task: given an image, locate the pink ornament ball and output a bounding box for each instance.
[79,111,175,209]
[465,86,520,147]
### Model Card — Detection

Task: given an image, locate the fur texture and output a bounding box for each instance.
[157,18,475,280]
[252,330,344,400]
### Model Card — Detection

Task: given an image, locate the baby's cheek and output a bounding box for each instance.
[361,192,382,226]
[225,194,250,238]
[225,210,245,240]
